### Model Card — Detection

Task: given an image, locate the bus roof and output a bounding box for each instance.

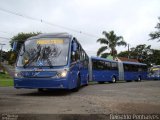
[28,33,73,40]
[91,56,117,63]
[121,61,147,66]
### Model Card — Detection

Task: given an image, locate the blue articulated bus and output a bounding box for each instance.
[90,57,147,83]
[14,33,89,91]
[90,57,119,83]
[118,61,148,82]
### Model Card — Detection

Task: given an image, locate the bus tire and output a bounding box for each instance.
[111,76,116,83]
[72,76,81,92]
[98,81,105,84]
[38,88,45,92]
[137,76,141,82]
[126,80,131,82]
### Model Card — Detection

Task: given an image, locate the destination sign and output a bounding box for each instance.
[37,39,64,44]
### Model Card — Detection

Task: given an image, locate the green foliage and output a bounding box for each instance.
[100,53,110,58]
[0,74,13,87]
[1,50,17,65]
[118,44,160,66]
[0,73,12,79]
[9,51,17,65]
[117,51,129,57]
[149,17,160,42]
[8,32,41,64]
[10,32,41,52]
[0,72,13,87]
[0,63,6,73]
[97,30,127,59]
[0,80,13,86]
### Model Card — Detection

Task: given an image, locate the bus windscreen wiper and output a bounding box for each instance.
[23,45,54,68]
[23,51,40,68]
[23,45,41,68]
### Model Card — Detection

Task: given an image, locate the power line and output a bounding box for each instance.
[0,37,10,40]
[0,7,99,38]
[0,31,11,34]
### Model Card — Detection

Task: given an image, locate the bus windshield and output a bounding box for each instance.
[17,38,69,67]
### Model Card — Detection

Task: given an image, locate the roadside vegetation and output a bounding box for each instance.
[0,64,13,86]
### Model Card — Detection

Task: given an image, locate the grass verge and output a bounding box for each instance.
[0,73,13,87]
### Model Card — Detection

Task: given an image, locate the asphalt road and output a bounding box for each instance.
[0,80,160,119]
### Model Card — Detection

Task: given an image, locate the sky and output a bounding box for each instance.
[0,0,159,56]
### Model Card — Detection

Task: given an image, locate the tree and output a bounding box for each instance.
[118,44,160,66]
[149,17,160,42]
[97,30,127,59]
[117,51,129,58]
[10,32,41,52]
[8,32,41,65]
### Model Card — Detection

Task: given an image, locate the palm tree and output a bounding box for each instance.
[97,30,127,59]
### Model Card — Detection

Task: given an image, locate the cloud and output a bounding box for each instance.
[0,0,159,55]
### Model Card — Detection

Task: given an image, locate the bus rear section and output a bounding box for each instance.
[14,33,89,91]
[118,61,148,81]
[90,57,119,83]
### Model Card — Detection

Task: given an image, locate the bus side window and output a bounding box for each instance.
[71,41,80,62]
[104,62,111,70]
[136,65,138,71]
[71,51,76,62]
[131,65,137,72]
[111,62,118,70]
[92,60,97,70]
[97,61,104,70]
[124,64,129,71]
[138,65,143,72]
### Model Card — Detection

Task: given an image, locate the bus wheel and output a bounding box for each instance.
[38,88,45,92]
[137,76,141,82]
[98,81,105,84]
[126,80,131,82]
[72,76,81,92]
[111,77,116,83]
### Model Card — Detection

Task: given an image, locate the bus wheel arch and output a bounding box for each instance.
[71,72,81,92]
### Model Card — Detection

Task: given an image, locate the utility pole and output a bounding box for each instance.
[0,43,6,63]
[128,44,130,59]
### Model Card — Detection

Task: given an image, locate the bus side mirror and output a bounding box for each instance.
[12,42,17,51]
[72,42,77,52]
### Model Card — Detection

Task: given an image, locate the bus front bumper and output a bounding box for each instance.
[14,78,69,89]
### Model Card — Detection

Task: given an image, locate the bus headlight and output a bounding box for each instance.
[57,70,68,78]
[15,71,23,78]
